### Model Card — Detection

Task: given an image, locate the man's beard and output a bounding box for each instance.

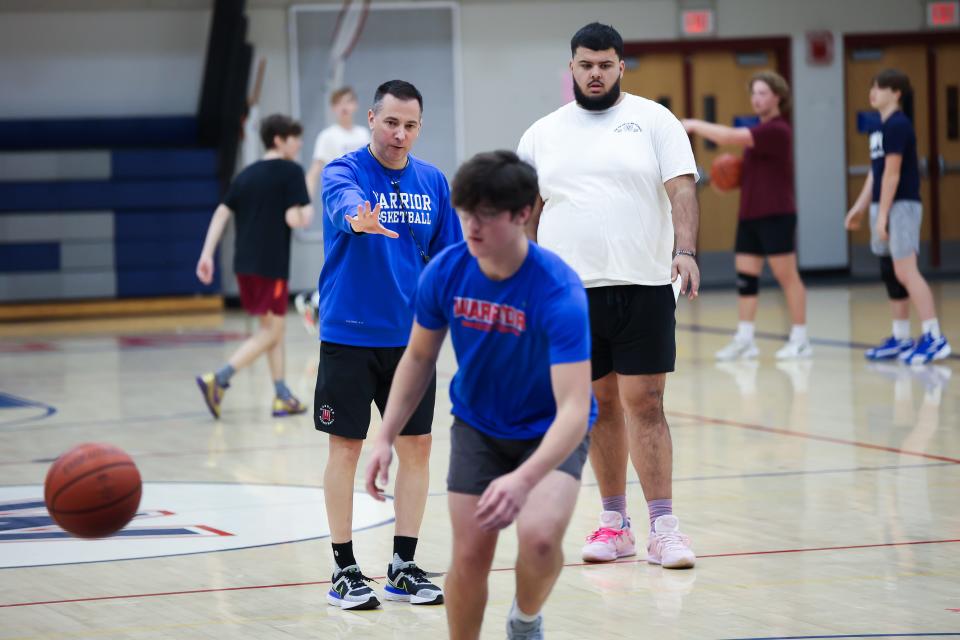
[573,77,622,111]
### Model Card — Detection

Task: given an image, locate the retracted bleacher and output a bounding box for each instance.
[0,0,251,315]
[0,117,221,303]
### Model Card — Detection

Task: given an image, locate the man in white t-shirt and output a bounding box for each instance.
[518,22,701,570]
[306,86,370,199]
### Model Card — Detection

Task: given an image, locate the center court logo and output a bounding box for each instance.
[0,482,394,568]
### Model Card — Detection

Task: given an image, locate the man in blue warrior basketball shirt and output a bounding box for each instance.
[365,151,597,640]
[845,68,950,364]
[316,80,463,610]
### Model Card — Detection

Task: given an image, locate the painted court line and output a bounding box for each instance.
[722,634,960,639]
[3,538,958,609]
[677,323,960,361]
[668,411,960,465]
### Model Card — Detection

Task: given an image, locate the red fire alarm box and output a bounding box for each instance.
[806,31,834,66]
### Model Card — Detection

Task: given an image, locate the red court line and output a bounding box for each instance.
[3,538,958,609]
[667,411,960,465]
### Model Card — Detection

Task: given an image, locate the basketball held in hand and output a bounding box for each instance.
[710,153,743,192]
[44,443,142,538]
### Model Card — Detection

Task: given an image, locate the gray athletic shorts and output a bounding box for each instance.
[446,419,590,495]
[870,200,921,260]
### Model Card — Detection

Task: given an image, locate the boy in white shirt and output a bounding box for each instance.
[306,86,370,199]
[297,87,371,333]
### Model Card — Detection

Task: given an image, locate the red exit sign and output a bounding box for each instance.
[682,9,715,36]
[928,1,959,27]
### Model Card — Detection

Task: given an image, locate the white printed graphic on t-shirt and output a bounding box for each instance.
[517,93,698,287]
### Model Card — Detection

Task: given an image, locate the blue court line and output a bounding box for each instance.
[426,460,953,497]
[678,323,960,361]
[0,392,56,428]
[722,634,960,639]
[0,405,273,432]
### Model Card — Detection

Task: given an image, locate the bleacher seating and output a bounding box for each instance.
[0,116,221,302]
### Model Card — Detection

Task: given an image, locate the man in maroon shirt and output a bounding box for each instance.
[683,70,811,360]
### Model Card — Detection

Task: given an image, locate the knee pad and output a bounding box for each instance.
[736,272,759,296]
[879,256,908,300]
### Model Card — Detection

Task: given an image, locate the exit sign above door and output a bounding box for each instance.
[927,1,959,28]
[681,9,715,37]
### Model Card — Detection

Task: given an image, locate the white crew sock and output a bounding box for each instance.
[510,599,540,623]
[892,319,911,340]
[735,321,755,343]
[921,318,941,339]
[789,325,808,344]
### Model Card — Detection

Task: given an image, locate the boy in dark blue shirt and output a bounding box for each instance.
[315,81,462,610]
[365,151,596,639]
[845,69,950,364]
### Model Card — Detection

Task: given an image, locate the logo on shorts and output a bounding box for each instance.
[614,122,642,133]
[319,404,335,426]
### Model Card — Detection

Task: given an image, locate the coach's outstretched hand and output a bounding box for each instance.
[475,471,533,530]
[365,439,393,501]
[345,201,400,238]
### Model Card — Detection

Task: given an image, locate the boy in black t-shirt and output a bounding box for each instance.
[845,69,950,365]
[195,114,314,418]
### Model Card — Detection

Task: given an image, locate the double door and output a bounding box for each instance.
[622,45,785,254]
[845,38,960,269]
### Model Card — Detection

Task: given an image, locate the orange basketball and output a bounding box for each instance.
[710,153,743,192]
[44,443,142,538]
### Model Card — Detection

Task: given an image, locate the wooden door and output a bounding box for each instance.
[689,49,779,252]
[621,53,686,116]
[936,44,960,246]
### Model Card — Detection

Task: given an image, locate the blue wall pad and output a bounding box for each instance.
[733,115,761,128]
[0,242,60,273]
[0,180,220,212]
[857,111,882,134]
[0,117,198,151]
[114,211,213,240]
[117,268,220,297]
[115,239,205,269]
[112,149,218,179]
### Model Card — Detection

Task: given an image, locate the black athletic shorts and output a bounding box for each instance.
[446,419,590,495]
[314,341,436,439]
[587,284,676,379]
[735,213,797,256]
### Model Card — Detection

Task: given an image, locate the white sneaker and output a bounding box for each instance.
[647,515,696,569]
[715,338,759,361]
[581,511,637,562]
[775,339,813,360]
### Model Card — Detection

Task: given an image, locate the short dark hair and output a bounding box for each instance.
[259,114,302,149]
[330,86,356,106]
[570,22,623,59]
[372,80,423,114]
[451,150,539,218]
[873,68,912,102]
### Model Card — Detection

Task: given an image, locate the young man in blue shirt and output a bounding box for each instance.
[316,80,462,610]
[845,69,951,364]
[365,151,596,640]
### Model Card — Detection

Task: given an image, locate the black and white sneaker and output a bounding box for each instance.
[383,554,444,605]
[327,564,380,610]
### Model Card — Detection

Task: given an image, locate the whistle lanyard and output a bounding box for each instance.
[390,178,430,265]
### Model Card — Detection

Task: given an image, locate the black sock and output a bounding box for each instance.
[332,541,356,570]
[393,536,418,563]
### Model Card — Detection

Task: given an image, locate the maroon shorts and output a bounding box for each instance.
[236,274,288,316]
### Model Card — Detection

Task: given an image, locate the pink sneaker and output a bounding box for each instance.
[647,515,696,569]
[581,511,637,563]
